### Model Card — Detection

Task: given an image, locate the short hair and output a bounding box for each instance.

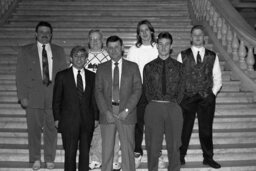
[35,21,53,33]
[136,20,156,47]
[88,29,104,49]
[191,25,205,34]
[106,35,123,47]
[70,46,88,58]
[157,32,173,44]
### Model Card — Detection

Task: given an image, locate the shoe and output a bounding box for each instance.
[203,158,221,169]
[180,157,185,165]
[158,151,166,169]
[32,160,41,170]
[89,161,101,169]
[113,162,121,171]
[46,162,55,170]
[134,152,142,168]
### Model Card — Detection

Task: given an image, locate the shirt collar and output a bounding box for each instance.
[37,41,50,48]
[72,66,84,74]
[112,58,122,65]
[191,45,205,52]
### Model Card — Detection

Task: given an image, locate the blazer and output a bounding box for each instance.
[95,59,142,124]
[52,67,98,133]
[16,43,67,109]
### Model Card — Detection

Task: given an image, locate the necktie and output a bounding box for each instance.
[162,60,166,95]
[77,70,83,100]
[42,45,50,86]
[197,51,202,65]
[113,62,119,102]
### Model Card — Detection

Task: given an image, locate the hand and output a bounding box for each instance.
[20,98,28,108]
[106,111,115,123]
[94,120,99,128]
[54,121,59,129]
[119,110,129,121]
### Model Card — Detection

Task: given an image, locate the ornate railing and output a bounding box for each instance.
[188,0,256,91]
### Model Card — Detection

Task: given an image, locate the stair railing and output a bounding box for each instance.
[188,0,256,92]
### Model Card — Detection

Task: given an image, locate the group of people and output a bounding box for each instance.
[16,20,222,171]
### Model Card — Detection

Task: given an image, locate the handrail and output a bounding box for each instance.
[188,0,256,92]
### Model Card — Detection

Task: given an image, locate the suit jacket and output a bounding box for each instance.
[16,43,67,109]
[52,67,98,133]
[95,59,142,124]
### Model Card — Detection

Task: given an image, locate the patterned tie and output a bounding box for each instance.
[112,62,119,102]
[162,60,166,95]
[42,45,50,86]
[197,51,202,65]
[77,70,83,100]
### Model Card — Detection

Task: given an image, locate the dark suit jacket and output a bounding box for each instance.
[16,43,67,109]
[52,67,98,133]
[95,59,142,124]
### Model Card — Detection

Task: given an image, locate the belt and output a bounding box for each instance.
[112,101,120,106]
[151,100,170,103]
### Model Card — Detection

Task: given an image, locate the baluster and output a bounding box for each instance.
[232,33,239,61]
[238,40,247,70]
[222,20,227,46]
[217,17,222,39]
[213,10,218,32]
[247,47,255,71]
[209,6,214,26]
[206,0,211,21]
[227,27,233,53]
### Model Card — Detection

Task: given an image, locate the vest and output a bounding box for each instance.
[181,48,216,95]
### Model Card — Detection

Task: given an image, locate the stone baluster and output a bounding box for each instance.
[247,47,255,71]
[227,27,233,53]
[222,20,227,46]
[206,1,211,22]
[217,17,222,39]
[238,40,247,70]
[232,33,239,61]
[213,10,218,32]
[209,6,214,26]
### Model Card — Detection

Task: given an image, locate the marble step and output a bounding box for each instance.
[0,160,256,171]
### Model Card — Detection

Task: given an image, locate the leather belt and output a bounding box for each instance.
[112,101,120,106]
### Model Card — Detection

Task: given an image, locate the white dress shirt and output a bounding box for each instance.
[177,46,222,95]
[37,41,53,81]
[72,67,86,91]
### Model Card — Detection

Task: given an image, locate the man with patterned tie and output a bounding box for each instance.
[53,46,98,171]
[177,25,222,169]
[143,32,185,171]
[16,21,67,170]
[95,35,142,171]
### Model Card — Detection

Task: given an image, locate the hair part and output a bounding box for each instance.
[157,32,173,44]
[70,46,88,58]
[106,35,123,47]
[88,29,104,49]
[136,19,156,48]
[35,21,53,33]
[190,25,205,34]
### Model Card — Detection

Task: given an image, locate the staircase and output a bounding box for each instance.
[0,0,256,170]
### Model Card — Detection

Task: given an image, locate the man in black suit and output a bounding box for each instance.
[53,46,98,171]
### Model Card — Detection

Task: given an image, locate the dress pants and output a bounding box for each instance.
[145,101,183,171]
[134,91,147,155]
[101,105,135,171]
[26,108,57,163]
[180,93,216,160]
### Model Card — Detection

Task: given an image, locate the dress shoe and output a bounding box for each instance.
[113,162,121,171]
[32,160,41,170]
[203,158,221,169]
[89,161,101,169]
[134,152,142,168]
[180,157,185,165]
[46,162,55,170]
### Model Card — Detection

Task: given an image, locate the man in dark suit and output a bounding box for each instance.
[16,21,67,170]
[53,46,98,171]
[95,35,142,171]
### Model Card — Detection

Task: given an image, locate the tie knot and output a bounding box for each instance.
[114,62,118,66]
[42,45,46,49]
[78,70,81,74]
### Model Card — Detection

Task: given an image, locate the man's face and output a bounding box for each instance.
[107,41,123,62]
[36,26,52,44]
[71,51,88,70]
[139,24,152,43]
[157,38,172,58]
[89,32,102,51]
[191,28,204,47]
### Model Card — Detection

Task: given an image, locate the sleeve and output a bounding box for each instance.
[143,64,154,102]
[212,55,222,95]
[90,73,99,121]
[52,71,64,121]
[177,64,186,104]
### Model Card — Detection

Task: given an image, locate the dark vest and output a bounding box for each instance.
[181,48,216,95]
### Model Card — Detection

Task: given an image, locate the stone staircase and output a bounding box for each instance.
[0,0,256,170]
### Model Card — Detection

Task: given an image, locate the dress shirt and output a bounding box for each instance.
[37,41,53,81]
[177,46,222,95]
[111,58,122,88]
[72,67,86,91]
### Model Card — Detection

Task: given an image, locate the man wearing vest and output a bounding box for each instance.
[177,25,222,169]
